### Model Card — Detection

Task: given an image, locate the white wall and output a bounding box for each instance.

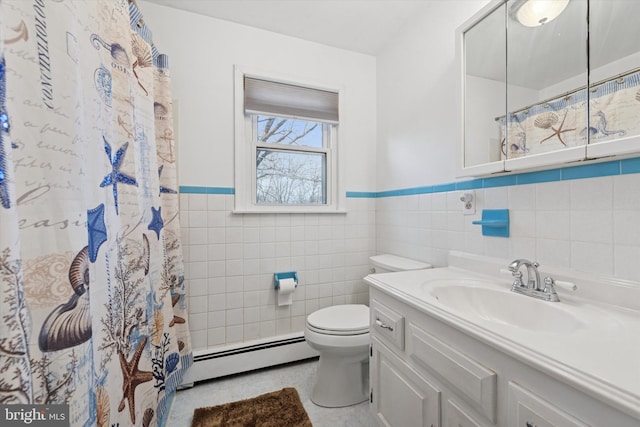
[140,1,377,191]
[376,1,491,191]
[375,1,640,284]
[376,175,640,280]
[140,2,378,350]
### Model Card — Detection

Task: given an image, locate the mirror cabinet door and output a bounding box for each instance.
[460,0,639,177]
[463,3,507,174]
[587,0,640,158]
[504,0,588,170]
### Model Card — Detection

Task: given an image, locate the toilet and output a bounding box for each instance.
[304,254,432,407]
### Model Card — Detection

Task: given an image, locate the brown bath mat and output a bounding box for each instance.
[191,387,312,427]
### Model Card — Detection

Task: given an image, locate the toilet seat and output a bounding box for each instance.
[306,304,369,336]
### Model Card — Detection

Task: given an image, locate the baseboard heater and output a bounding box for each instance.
[180,332,318,386]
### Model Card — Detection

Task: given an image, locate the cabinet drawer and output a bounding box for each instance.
[371,299,405,351]
[407,323,496,423]
[508,382,589,427]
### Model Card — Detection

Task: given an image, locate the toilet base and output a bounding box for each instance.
[311,351,369,408]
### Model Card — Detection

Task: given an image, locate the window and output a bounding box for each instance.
[255,115,327,204]
[234,68,344,213]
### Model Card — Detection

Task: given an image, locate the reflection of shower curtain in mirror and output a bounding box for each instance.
[0,1,192,426]
[500,70,640,160]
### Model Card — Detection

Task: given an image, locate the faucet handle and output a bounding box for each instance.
[501,268,525,287]
[544,276,577,291]
[542,276,560,301]
[543,276,555,288]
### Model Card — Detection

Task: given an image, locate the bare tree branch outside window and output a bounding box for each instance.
[255,116,326,204]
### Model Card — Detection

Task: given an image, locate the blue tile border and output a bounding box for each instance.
[346,191,378,198]
[516,169,560,185]
[179,156,640,199]
[179,186,235,195]
[376,186,433,198]
[482,175,517,188]
[455,179,483,190]
[560,160,620,180]
[621,158,640,174]
[433,183,456,193]
[371,156,640,198]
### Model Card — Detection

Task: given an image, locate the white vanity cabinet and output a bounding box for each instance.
[370,292,495,427]
[369,287,640,427]
[507,382,589,427]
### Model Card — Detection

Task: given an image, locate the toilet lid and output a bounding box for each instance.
[307,304,369,335]
[370,254,432,272]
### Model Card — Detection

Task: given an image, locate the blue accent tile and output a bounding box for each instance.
[213,187,235,195]
[455,179,483,190]
[180,155,640,202]
[482,175,517,188]
[377,186,433,198]
[179,186,208,194]
[516,169,561,185]
[621,157,640,174]
[401,186,433,196]
[432,183,455,193]
[347,191,378,199]
[374,190,393,198]
[179,186,235,195]
[346,191,377,198]
[560,161,620,180]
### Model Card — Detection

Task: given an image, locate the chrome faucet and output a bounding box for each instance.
[507,259,560,302]
[507,259,540,290]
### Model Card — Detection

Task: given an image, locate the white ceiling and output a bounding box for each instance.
[140,0,433,55]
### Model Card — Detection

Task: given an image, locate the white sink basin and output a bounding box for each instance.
[424,279,586,333]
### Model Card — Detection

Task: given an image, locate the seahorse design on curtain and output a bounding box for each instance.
[0,1,192,425]
[501,70,640,160]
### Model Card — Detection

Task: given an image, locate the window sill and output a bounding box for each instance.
[232,207,347,214]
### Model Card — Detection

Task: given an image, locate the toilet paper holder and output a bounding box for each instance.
[274,271,298,290]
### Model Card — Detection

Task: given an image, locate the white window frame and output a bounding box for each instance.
[233,65,346,213]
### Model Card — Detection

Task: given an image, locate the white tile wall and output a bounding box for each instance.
[181,173,640,351]
[180,194,376,350]
[376,173,640,287]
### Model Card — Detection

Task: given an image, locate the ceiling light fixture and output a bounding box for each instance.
[509,0,570,27]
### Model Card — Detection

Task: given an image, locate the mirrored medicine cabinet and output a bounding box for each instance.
[458,0,640,177]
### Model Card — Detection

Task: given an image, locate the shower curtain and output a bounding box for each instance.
[0,1,192,426]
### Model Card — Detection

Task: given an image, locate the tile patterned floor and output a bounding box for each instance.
[167,358,376,426]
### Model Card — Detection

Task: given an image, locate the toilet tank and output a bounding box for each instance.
[369,254,432,274]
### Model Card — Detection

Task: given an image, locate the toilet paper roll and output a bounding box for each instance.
[277,278,296,306]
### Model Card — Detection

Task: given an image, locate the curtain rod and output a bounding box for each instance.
[494,65,640,121]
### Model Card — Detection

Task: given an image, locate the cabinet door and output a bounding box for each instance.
[458,1,507,177]
[407,323,496,423]
[508,382,588,427]
[371,337,441,427]
[585,0,640,160]
[446,399,488,427]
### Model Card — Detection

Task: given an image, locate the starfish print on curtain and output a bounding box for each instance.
[100,138,137,215]
[0,1,192,425]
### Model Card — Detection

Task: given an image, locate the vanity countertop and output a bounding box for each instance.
[365,259,640,421]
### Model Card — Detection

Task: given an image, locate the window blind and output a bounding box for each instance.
[244,76,339,124]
